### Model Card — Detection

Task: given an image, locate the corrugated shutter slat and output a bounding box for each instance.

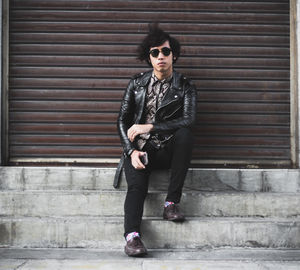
[9,0,290,166]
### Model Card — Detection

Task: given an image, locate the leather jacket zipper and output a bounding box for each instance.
[163,104,183,119]
[156,93,180,115]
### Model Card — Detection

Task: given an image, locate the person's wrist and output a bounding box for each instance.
[131,149,139,156]
[127,149,135,157]
[148,124,154,132]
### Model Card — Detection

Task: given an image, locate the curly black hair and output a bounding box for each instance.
[137,23,181,67]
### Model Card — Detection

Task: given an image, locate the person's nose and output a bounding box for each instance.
[158,51,164,59]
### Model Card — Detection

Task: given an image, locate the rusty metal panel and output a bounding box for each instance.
[10,1,289,12]
[9,0,290,166]
[11,21,289,35]
[11,56,289,68]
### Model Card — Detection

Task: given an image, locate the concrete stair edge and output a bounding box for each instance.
[0,260,299,270]
[1,248,300,270]
[0,216,299,249]
[0,167,300,193]
[1,247,300,260]
[0,191,299,218]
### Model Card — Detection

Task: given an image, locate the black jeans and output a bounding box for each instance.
[123,127,194,237]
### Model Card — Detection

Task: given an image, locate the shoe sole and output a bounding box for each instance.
[125,250,147,257]
[163,216,185,222]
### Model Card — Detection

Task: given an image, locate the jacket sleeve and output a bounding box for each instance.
[117,79,136,157]
[152,82,197,132]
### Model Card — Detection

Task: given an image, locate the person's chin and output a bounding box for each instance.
[156,66,167,72]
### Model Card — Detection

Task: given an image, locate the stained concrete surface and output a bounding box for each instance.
[0,248,300,270]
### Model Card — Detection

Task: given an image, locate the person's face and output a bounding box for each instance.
[149,40,173,78]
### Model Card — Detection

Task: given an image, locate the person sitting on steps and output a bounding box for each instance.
[117,23,197,257]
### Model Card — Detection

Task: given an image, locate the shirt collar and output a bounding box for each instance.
[151,72,173,84]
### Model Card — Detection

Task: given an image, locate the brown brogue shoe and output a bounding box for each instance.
[163,204,185,222]
[124,237,147,257]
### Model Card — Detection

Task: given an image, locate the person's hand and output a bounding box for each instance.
[127,124,153,142]
[131,150,147,170]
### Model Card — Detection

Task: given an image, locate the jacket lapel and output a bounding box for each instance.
[135,71,152,123]
[158,70,182,109]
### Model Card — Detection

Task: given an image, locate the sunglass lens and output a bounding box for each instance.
[150,47,172,57]
[162,47,171,56]
[150,49,159,57]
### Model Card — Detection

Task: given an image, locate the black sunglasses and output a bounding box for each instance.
[149,47,172,58]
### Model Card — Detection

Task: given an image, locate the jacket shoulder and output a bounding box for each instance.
[126,72,145,89]
[131,70,152,81]
[177,73,194,89]
[131,72,144,80]
[131,70,150,80]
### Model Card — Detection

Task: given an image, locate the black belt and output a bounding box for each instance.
[113,155,124,189]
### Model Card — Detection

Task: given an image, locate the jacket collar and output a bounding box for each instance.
[137,70,182,89]
[137,70,152,87]
[171,70,182,90]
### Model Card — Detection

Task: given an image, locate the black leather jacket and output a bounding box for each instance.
[117,70,197,157]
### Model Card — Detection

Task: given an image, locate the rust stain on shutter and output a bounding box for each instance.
[9,0,290,167]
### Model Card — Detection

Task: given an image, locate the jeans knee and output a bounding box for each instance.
[127,182,148,196]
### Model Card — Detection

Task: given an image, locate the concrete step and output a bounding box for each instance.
[0,190,299,218]
[0,216,299,249]
[1,167,299,254]
[1,167,300,193]
[1,248,300,270]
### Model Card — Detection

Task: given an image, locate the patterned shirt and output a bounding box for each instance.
[137,72,172,150]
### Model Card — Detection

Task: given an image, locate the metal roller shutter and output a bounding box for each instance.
[8,0,290,167]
